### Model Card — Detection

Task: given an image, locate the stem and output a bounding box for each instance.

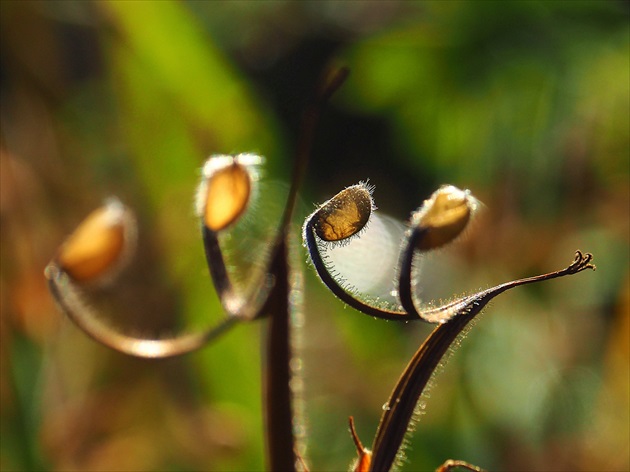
[45,264,237,358]
[263,240,297,472]
[262,66,350,472]
[303,218,409,320]
[369,251,594,472]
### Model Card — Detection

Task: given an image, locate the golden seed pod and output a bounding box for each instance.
[57,200,133,283]
[203,162,251,232]
[314,184,373,242]
[414,185,475,251]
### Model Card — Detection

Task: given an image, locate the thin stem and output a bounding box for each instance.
[303,217,409,320]
[349,416,366,455]
[262,66,349,472]
[278,67,350,240]
[46,264,237,358]
[369,251,595,472]
[397,226,426,319]
[263,240,297,472]
[436,460,486,472]
[201,224,233,302]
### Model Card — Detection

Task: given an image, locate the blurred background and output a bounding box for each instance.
[1,1,628,471]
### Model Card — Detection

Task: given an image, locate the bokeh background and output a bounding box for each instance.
[1,1,628,471]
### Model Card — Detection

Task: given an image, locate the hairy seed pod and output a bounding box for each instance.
[203,161,251,231]
[414,185,475,250]
[314,184,372,242]
[57,199,133,283]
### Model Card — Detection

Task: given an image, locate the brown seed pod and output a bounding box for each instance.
[413,185,476,251]
[197,154,262,232]
[313,183,373,242]
[56,199,134,283]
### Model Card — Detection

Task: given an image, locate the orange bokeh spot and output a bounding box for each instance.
[57,202,128,283]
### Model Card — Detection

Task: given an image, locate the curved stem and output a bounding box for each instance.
[369,251,595,472]
[277,66,350,241]
[397,226,425,319]
[397,226,482,323]
[303,217,410,320]
[46,264,237,358]
[201,224,233,301]
[436,460,486,472]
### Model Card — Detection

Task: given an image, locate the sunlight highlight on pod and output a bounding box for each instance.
[56,198,135,283]
[197,153,263,232]
[412,185,478,251]
[312,182,373,242]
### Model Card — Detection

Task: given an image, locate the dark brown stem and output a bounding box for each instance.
[397,225,426,318]
[369,251,594,472]
[278,66,350,240]
[263,66,350,472]
[263,240,297,472]
[201,224,233,303]
[303,218,409,320]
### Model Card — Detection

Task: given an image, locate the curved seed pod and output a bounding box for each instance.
[411,185,477,251]
[303,182,409,319]
[56,198,135,284]
[313,183,373,243]
[197,153,282,318]
[198,154,261,232]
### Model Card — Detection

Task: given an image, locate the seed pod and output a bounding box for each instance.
[314,183,373,242]
[198,154,262,232]
[203,162,251,231]
[413,185,476,251]
[56,199,134,283]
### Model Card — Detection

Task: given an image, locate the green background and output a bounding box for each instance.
[1,1,628,471]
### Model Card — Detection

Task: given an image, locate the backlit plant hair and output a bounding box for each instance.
[304,183,486,322]
[45,63,597,472]
[303,178,595,471]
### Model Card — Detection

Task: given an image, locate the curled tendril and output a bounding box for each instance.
[197,153,281,320]
[45,150,304,360]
